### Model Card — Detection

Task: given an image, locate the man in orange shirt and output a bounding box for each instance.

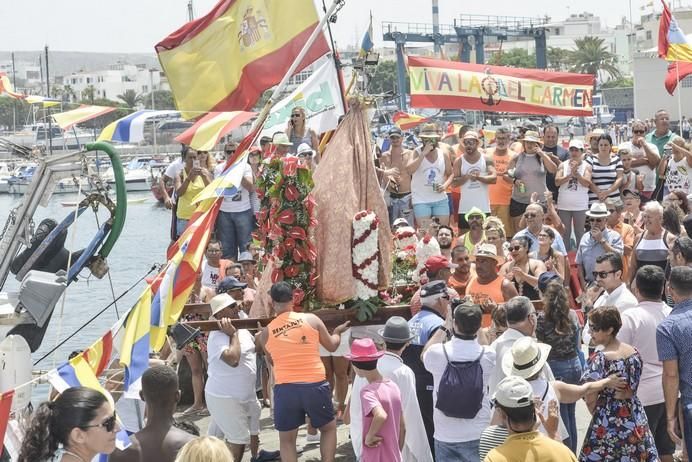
[447,245,475,295]
[258,282,350,462]
[605,197,635,282]
[487,127,515,236]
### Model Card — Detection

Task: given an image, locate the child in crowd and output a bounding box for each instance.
[618,148,643,193]
[347,338,405,462]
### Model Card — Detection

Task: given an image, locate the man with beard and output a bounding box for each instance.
[458,207,486,253]
[381,127,414,227]
[436,225,454,260]
[444,131,496,233]
[447,245,475,295]
[542,125,569,203]
[512,203,567,255]
[465,244,519,327]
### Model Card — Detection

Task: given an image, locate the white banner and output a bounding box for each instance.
[260,56,344,139]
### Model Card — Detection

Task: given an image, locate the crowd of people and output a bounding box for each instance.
[16,107,692,462]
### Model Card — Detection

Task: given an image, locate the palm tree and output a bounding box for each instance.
[547,47,570,71]
[116,89,144,108]
[81,85,96,103]
[569,37,622,86]
[62,84,77,102]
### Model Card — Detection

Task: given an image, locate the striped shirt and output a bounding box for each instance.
[479,425,509,460]
[586,155,623,205]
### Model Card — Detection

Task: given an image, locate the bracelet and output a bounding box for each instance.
[438,326,451,336]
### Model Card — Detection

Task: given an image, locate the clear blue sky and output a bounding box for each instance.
[0,0,663,53]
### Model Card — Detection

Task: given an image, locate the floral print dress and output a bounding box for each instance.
[578,350,658,461]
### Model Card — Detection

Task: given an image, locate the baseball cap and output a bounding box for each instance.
[622,189,641,199]
[568,139,584,150]
[462,130,480,141]
[537,271,562,292]
[425,255,458,273]
[493,376,534,409]
[453,301,482,330]
[269,281,293,303]
[260,136,272,145]
[392,217,409,228]
[217,277,247,294]
[388,127,403,137]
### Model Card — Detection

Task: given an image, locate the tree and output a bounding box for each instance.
[0,97,31,131]
[569,36,622,85]
[368,60,408,96]
[600,76,634,88]
[143,90,176,110]
[81,85,97,103]
[116,89,144,109]
[547,47,571,71]
[62,85,77,103]
[488,48,536,68]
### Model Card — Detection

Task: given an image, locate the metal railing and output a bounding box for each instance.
[454,14,549,29]
[381,21,456,36]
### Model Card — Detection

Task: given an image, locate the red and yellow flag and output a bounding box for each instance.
[659,0,692,63]
[156,0,330,116]
[392,111,429,130]
[0,72,23,99]
[175,111,256,151]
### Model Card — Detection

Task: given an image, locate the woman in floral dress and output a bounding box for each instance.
[579,305,658,461]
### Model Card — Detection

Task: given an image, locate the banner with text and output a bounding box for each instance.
[260,57,344,139]
[408,56,595,116]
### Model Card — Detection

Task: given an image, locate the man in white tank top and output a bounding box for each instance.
[444,131,497,232]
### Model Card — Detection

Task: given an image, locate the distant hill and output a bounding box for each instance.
[0,50,160,77]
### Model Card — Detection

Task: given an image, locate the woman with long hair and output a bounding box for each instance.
[18,387,119,462]
[536,281,582,452]
[500,235,547,301]
[579,306,658,461]
[662,203,684,237]
[665,189,690,215]
[286,106,319,156]
[533,226,567,281]
[175,149,212,238]
[586,134,624,206]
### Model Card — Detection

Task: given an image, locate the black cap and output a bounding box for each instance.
[420,280,447,298]
[269,281,293,303]
[454,301,482,332]
[537,271,562,292]
[521,122,539,131]
[217,276,247,294]
[622,189,641,199]
[260,136,272,145]
[388,127,403,137]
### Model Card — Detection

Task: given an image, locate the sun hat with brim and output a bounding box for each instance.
[272,132,293,146]
[210,293,238,316]
[296,143,314,157]
[501,337,552,379]
[585,202,610,218]
[464,206,486,222]
[520,130,543,144]
[378,316,414,343]
[345,338,385,361]
[470,243,505,265]
[493,376,535,409]
[419,123,441,139]
[586,128,606,142]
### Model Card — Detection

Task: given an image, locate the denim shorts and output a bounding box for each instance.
[435,438,480,462]
[413,198,449,218]
[273,381,334,431]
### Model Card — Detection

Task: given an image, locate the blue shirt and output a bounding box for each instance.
[575,228,624,283]
[513,226,567,255]
[402,307,445,389]
[656,298,692,400]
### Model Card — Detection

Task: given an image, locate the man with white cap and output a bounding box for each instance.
[555,139,592,250]
[483,376,577,462]
[443,130,497,233]
[349,317,433,462]
[575,203,624,289]
[205,293,279,462]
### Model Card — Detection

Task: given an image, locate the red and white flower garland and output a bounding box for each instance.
[412,234,441,284]
[352,210,380,300]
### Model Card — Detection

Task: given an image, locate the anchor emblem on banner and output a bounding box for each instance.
[480,69,501,107]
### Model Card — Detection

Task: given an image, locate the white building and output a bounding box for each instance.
[63,63,163,104]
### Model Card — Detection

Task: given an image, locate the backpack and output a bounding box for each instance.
[435,343,485,419]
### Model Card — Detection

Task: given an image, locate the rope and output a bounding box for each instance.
[33,263,158,366]
[92,207,120,319]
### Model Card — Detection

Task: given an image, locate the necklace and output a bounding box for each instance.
[63,450,87,462]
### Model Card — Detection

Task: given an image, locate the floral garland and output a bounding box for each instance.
[255,155,317,308]
[412,234,441,284]
[352,210,380,300]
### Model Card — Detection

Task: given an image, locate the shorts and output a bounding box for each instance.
[509,198,529,218]
[273,381,334,431]
[643,402,675,456]
[319,328,351,356]
[205,393,261,444]
[457,211,488,232]
[413,198,449,219]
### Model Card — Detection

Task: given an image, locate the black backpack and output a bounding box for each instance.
[435,343,485,419]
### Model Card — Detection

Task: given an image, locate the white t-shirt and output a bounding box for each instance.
[665,156,692,194]
[422,338,496,443]
[165,158,184,180]
[201,259,222,289]
[618,141,659,192]
[216,162,253,213]
[205,329,257,401]
[530,377,565,440]
[459,154,491,213]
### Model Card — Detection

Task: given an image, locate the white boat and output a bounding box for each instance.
[0,162,13,193]
[105,156,155,192]
[4,123,94,151]
[584,94,615,126]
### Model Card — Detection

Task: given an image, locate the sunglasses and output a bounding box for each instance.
[389,135,402,139]
[592,270,617,279]
[83,413,117,433]
[509,245,524,251]
[607,209,617,213]
[469,215,483,221]
[291,114,301,118]
[225,149,236,154]
[590,217,605,223]
[524,213,537,218]
[633,130,645,134]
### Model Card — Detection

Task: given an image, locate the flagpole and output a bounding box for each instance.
[322,0,348,113]
[675,62,684,136]
[245,0,343,145]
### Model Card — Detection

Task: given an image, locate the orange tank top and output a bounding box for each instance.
[466,276,505,327]
[265,311,325,384]
[488,148,513,206]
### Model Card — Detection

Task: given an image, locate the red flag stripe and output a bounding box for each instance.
[665,61,692,94]
[0,390,14,455]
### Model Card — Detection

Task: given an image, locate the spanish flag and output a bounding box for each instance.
[156,0,330,116]
[392,111,429,130]
[659,0,692,63]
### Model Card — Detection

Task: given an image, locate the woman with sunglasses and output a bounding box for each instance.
[555,139,592,250]
[629,201,677,285]
[500,235,547,301]
[586,134,624,206]
[579,306,659,461]
[286,106,319,156]
[19,387,120,462]
[534,226,567,282]
[482,216,510,259]
[664,189,690,215]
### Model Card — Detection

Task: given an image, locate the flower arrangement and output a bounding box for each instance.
[352,210,380,300]
[255,155,317,308]
[394,226,418,251]
[412,234,441,284]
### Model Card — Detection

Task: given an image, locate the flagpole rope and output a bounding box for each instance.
[33,263,159,367]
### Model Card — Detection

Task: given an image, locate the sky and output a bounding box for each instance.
[0,0,667,54]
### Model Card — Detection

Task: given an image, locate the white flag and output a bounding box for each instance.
[260,56,344,139]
